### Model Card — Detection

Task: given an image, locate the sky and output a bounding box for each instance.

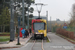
[31,0,75,21]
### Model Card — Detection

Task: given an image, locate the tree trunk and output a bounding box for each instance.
[1,25,2,32]
[0,26,1,32]
[3,25,5,32]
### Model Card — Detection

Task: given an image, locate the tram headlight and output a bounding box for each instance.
[35,32,38,34]
[40,32,43,34]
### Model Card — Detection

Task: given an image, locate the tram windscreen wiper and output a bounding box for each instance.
[39,26,44,30]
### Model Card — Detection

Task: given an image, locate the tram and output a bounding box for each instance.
[31,18,47,39]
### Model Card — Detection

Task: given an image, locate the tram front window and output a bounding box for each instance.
[34,23,45,32]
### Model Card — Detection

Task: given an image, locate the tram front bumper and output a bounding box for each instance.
[34,33,44,38]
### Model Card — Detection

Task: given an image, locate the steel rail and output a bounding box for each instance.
[31,39,44,50]
[42,40,44,50]
[31,40,36,50]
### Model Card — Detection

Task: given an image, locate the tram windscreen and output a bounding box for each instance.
[34,23,45,32]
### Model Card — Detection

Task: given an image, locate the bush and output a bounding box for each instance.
[56,28,75,40]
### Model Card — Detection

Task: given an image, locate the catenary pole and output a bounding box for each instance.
[10,0,15,41]
[22,0,25,28]
[50,16,51,31]
[46,11,48,32]
[17,15,20,44]
[28,7,29,29]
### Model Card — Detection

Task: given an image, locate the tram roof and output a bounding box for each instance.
[31,16,47,20]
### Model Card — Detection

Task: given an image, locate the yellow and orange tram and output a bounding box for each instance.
[31,18,47,39]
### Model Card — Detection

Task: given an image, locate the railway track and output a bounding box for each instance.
[31,40,44,50]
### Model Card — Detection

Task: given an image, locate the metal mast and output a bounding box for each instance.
[10,0,15,41]
[22,0,25,28]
